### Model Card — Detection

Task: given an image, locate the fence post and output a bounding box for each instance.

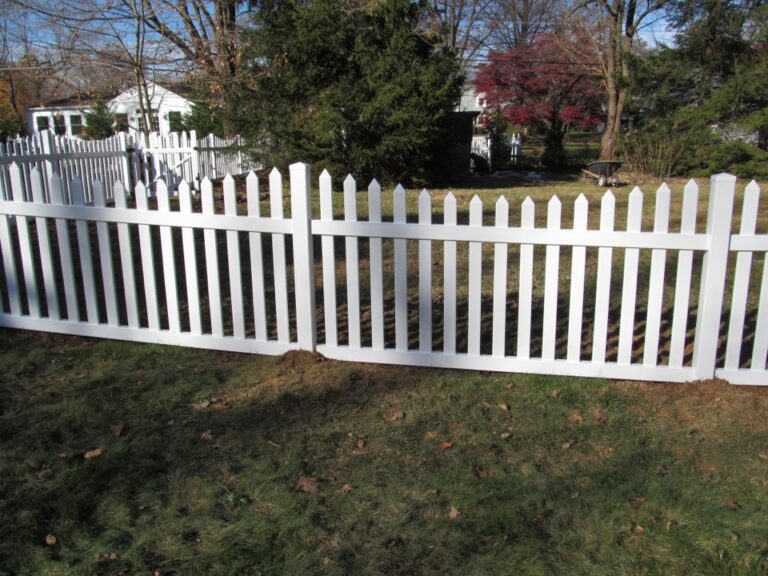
[289,162,317,351]
[40,129,57,202]
[693,173,736,380]
[190,130,200,191]
[118,132,133,194]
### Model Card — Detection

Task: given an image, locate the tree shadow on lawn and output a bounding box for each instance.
[2,330,767,575]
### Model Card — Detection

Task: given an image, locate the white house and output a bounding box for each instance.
[26,82,193,138]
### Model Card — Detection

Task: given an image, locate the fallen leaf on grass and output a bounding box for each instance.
[549,390,561,399]
[725,500,743,510]
[425,431,438,441]
[200,430,213,441]
[439,442,454,450]
[500,432,511,440]
[110,422,125,437]
[665,520,677,531]
[561,440,575,450]
[294,476,320,494]
[341,484,352,494]
[568,411,584,424]
[45,534,57,546]
[758,453,768,461]
[448,507,461,520]
[472,467,489,479]
[84,448,103,460]
[384,409,405,422]
[498,403,509,412]
[629,497,646,509]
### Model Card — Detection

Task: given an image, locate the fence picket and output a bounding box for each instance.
[344,175,361,348]
[289,163,316,350]
[542,196,562,360]
[468,195,483,356]
[567,194,588,361]
[394,184,407,351]
[592,191,615,363]
[29,168,59,320]
[270,168,290,343]
[517,197,534,358]
[419,189,432,353]
[49,174,78,320]
[752,238,768,370]
[9,163,40,317]
[725,181,759,369]
[644,184,671,366]
[157,180,181,332]
[618,187,643,365]
[114,181,139,327]
[71,177,99,323]
[201,178,223,337]
[669,180,698,368]
[319,170,337,346]
[369,180,384,350]
[247,172,267,341]
[179,181,202,334]
[0,181,20,313]
[93,181,119,326]
[223,175,244,339]
[492,196,509,357]
[443,192,457,355]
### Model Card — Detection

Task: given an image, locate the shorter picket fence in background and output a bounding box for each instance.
[0,130,255,204]
[0,163,765,385]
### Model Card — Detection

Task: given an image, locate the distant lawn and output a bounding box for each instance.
[1,328,767,575]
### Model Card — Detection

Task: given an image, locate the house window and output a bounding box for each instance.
[54,114,67,136]
[137,109,160,133]
[168,111,183,132]
[36,116,50,132]
[114,113,128,132]
[70,114,84,136]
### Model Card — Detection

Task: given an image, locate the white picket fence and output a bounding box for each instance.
[0,130,253,203]
[472,133,522,170]
[0,163,765,385]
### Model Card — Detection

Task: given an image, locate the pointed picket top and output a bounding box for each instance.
[393,184,406,223]
[627,186,643,231]
[684,178,698,195]
[29,167,45,204]
[521,196,535,227]
[495,195,509,227]
[156,180,171,211]
[419,189,431,224]
[9,162,25,202]
[740,180,760,234]
[344,174,357,220]
[653,183,671,232]
[179,180,193,212]
[223,174,237,215]
[319,169,333,220]
[269,167,284,218]
[135,181,148,209]
[470,195,483,226]
[246,171,260,216]
[547,195,561,227]
[49,173,65,205]
[93,181,107,208]
[573,193,588,229]
[70,176,85,207]
[113,181,127,209]
[444,192,457,226]
[368,179,382,222]
[600,189,616,230]
[201,177,215,215]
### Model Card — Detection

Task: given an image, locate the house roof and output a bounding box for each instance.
[29,82,192,111]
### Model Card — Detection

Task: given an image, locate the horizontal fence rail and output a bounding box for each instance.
[0,163,765,385]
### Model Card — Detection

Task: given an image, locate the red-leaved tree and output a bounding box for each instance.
[474,32,602,169]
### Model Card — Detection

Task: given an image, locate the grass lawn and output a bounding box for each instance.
[1,328,767,575]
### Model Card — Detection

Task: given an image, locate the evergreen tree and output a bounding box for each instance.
[232,0,462,185]
[83,100,116,139]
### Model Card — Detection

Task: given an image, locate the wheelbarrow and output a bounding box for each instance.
[581,160,622,186]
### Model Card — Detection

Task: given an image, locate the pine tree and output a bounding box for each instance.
[83,100,115,139]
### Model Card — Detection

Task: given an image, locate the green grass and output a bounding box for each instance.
[1,329,768,575]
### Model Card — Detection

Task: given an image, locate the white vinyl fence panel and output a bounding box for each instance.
[0,164,765,386]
